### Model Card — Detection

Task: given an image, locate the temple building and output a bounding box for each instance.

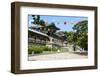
[28,24,67,49]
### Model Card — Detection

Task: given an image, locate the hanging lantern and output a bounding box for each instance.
[64,21,67,25]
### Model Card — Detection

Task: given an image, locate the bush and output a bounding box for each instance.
[28,48,33,54]
[28,44,59,54]
[43,46,51,51]
[34,48,43,54]
[28,46,43,54]
[52,47,58,51]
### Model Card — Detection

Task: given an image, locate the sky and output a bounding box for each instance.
[28,15,88,32]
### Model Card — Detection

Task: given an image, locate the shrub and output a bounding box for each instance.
[28,46,43,54]
[52,47,58,51]
[28,44,59,54]
[28,48,33,54]
[43,46,51,51]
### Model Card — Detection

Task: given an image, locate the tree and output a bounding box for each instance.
[36,15,40,24]
[32,15,41,25]
[63,31,74,44]
[31,15,46,32]
[31,15,46,27]
[72,20,88,50]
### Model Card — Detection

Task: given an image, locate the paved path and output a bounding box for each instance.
[28,52,88,61]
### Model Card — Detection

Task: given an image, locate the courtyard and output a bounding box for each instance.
[28,51,87,61]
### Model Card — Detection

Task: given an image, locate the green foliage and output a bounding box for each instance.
[52,47,58,51]
[72,20,88,50]
[28,47,33,54]
[32,15,46,26]
[31,15,48,33]
[32,15,40,25]
[28,45,58,54]
[28,46,43,54]
[63,20,88,50]
[42,46,51,51]
[31,15,60,35]
[63,31,74,44]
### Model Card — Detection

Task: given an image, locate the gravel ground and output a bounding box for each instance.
[28,52,88,61]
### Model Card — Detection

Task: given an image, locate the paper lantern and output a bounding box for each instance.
[64,22,67,25]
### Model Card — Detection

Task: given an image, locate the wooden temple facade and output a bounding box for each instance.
[28,29,67,48]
